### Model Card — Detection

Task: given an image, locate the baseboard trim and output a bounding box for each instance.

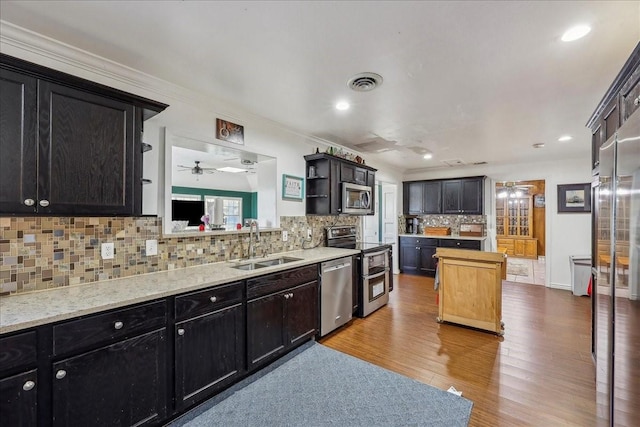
[548,282,571,291]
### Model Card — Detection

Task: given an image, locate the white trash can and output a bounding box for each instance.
[570,255,591,296]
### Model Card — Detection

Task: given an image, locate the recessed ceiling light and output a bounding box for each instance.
[335,101,350,111]
[532,143,545,149]
[561,25,591,42]
[558,135,573,142]
[423,153,433,160]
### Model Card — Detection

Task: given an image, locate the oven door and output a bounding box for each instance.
[361,269,390,317]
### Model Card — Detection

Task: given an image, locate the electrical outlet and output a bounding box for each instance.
[282,230,288,242]
[307,228,312,240]
[101,242,114,260]
[145,239,158,256]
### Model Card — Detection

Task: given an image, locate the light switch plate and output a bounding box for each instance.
[145,239,158,256]
[101,242,114,260]
[282,230,288,242]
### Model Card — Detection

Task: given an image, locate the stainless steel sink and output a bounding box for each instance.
[231,256,303,270]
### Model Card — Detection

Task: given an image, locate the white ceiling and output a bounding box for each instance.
[1,1,638,173]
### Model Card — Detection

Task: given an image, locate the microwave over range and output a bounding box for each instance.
[342,182,372,215]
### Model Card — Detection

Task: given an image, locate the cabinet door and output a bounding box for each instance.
[406,182,424,214]
[0,370,37,427]
[39,81,135,215]
[621,74,640,121]
[247,293,286,369]
[52,329,167,427]
[0,68,38,214]
[524,240,538,259]
[423,181,442,214]
[514,239,525,257]
[340,163,367,185]
[460,178,483,214]
[418,245,437,275]
[285,281,318,346]
[442,180,462,213]
[399,242,419,274]
[175,303,244,409]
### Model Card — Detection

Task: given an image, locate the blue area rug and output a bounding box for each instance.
[168,341,473,426]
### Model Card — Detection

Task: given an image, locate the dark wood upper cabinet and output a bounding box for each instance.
[304,153,376,215]
[442,177,484,215]
[0,53,167,216]
[0,68,38,214]
[587,42,640,174]
[403,181,442,215]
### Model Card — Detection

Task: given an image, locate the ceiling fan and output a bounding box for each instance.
[497,181,534,198]
[176,161,216,175]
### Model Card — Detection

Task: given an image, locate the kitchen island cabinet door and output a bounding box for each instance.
[52,328,167,427]
[0,370,37,427]
[0,68,38,214]
[285,281,318,346]
[175,303,244,409]
[247,293,286,370]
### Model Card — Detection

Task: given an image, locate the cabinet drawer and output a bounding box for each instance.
[175,281,243,321]
[247,265,317,300]
[0,331,37,374]
[400,237,438,246]
[53,300,166,355]
[438,239,481,250]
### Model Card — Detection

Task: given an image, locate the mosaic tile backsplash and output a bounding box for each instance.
[398,214,487,235]
[0,215,358,295]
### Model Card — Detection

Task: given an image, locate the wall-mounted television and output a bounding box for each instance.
[171,200,204,226]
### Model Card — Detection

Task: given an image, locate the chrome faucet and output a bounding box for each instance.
[248,220,260,259]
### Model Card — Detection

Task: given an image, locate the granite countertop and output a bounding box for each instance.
[399,233,487,241]
[0,247,358,334]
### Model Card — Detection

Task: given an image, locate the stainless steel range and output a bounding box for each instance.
[326,226,393,317]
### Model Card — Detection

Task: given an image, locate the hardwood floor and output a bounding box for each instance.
[320,274,598,426]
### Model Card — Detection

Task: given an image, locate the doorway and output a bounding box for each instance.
[495,180,546,285]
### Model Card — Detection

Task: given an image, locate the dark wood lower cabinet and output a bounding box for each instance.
[285,282,318,346]
[247,292,286,368]
[1,262,324,426]
[0,369,37,427]
[400,237,481,277]
[175,303,244,409]
[52,329,167,427]
[247,280,318,370]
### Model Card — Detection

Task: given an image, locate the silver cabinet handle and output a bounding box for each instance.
[114,321,124,330]
[284,294,289,299]
[24,198,35,206]
[289,293,294,299]
[635,96,640,106]
[56,370,66,380]
[210,296,217,303]
[23,381,35,391]
[39,199,50,207]
[177,328,185,336]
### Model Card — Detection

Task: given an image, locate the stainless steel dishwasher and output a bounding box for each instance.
[320,256,353,337]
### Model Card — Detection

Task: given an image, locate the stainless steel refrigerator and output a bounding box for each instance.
[593,109,640,425]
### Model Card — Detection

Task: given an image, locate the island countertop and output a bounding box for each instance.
[0,247,358,334]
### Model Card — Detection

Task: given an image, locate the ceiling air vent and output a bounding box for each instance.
[347,72,383,92]
[441,159,466,167]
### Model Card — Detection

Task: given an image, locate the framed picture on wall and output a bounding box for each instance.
[557,183,591,213]
[534,194,545,208]
[282,174,304,201]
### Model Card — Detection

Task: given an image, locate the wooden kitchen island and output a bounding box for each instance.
[435,248,507,335]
